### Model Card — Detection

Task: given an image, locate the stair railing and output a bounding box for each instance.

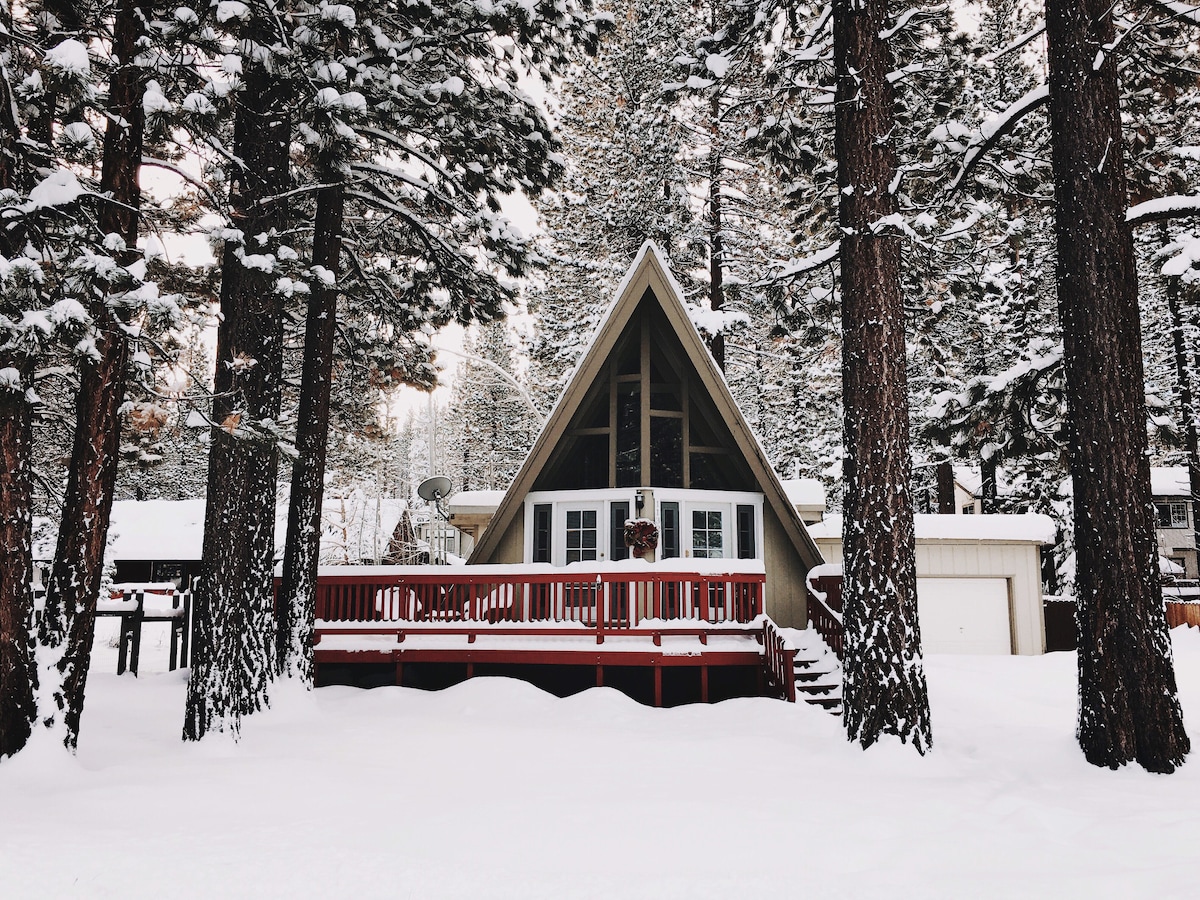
[761,618,797,702]
[805,568,845,660]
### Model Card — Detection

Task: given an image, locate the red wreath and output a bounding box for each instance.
[623,518,659,557]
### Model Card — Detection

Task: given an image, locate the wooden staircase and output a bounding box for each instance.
[790,628,842,715]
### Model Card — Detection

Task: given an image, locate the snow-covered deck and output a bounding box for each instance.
[306,564,794,705]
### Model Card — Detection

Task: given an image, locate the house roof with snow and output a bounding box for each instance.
[808,513,1058,544]
[1152,467,1193,498]
[468,241,823,572]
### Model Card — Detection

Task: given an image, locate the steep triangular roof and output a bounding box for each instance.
[470,242,822,569]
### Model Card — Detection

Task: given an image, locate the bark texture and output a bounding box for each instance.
[1044,0,1189,772]
[42,0,147,748]
[277,180,344,682]
[834,0,931,752]
[936,460,956,514]
[0,356,36,759]
[708,93,726,372]
[1162,258,1200,566]
[184,47,290,739]
[0,33,37,758]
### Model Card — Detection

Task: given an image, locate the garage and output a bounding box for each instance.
[809,513,1055,655]
[917,577,1012,655]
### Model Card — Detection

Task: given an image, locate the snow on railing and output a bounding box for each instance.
[304,564,765,629]
[805,564,844,660]
[761,618,797,702]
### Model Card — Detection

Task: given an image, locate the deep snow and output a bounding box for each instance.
[2,628,1198,899]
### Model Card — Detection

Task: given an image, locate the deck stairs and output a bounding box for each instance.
[790,628,842,715]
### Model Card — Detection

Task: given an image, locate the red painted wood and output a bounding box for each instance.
[293,568,765,629]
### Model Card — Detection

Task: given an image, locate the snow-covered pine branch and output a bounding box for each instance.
[1126,194,1200,227]
[946,85,1049,193]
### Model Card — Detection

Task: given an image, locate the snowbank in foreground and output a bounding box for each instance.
[1,630,1198,899]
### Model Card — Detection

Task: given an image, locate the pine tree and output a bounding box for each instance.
[834,0,930,753]
[184,1,293,740]
[42,0,153,749]
[1044,0,1189,773]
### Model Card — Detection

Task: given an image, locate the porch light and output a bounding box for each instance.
[635,489,645,512]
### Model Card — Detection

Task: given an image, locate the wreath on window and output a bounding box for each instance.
[623,518,659,557]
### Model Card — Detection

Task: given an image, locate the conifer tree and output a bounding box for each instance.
[1044,0,1189,772]
[833,0,930,752]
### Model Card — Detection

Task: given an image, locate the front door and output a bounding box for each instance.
[559,504,601,622]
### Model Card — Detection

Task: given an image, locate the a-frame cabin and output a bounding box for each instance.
[309,244,830,707]
[470,242,822,628]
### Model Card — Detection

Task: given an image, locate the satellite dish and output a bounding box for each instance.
[418,475,453,503]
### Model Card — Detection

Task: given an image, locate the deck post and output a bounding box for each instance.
[700,665,709,703]
[654,665,662,707]
[596,664,604,687]
[394,655,404,686]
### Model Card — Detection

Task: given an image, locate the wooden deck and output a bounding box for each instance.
[307,565,797,706]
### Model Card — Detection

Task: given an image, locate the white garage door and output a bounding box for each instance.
[917,578,1012,655]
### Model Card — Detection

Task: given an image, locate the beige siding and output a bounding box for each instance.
[486,507,525,565]
[763,504,809,628]
[815,536,1046,655]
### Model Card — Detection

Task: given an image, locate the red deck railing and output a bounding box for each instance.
[806,573,844,660]
[310,567,765,628]
[761,618,797,702]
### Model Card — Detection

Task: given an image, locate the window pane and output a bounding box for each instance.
[533,504,552,563]
[567,510,580,529]
[737,505,756,559]
[616,384,640,488]
[650,416,683,487]
[660,503,680,559]
[582,510,597,528]
[611,502,630,561]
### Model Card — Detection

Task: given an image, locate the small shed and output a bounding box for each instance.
[808,513,1056,655]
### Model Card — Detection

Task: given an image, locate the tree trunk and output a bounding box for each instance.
[980,454,998,513]
[834,0,931,753]
[277,180,344,682]
[0,355,37,759]
[1044,0,1189,772]
[1162,254,1200,574]
[184,45,290,740]
[936,460,956,514]
[0,14,37,760]
[41,0,147,749]
[708,92,725,372]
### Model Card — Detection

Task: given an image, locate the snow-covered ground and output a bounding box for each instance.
[3,629,1199,899]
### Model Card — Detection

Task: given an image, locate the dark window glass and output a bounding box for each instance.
[660,503,680,559]
[575,434,609,489]
[737,505,755,559]
[616,383,640,487]
[533,504,552,563]
[611,502,630,561]
[566,509,598,563]
[650,416,683,487]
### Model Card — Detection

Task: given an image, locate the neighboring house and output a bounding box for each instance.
[951,464,1198,580]
[1152,467,1197,579]
[467,242,824,628]
[39,496,424,589]
[780,478,827,525]
[809,514,1056,655]
[446,490,506,558]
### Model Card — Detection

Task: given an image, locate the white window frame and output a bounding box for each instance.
[655,489,764,562]
[523,488,765,564]
[1156,501,1189,529]
[561,504,602,565]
